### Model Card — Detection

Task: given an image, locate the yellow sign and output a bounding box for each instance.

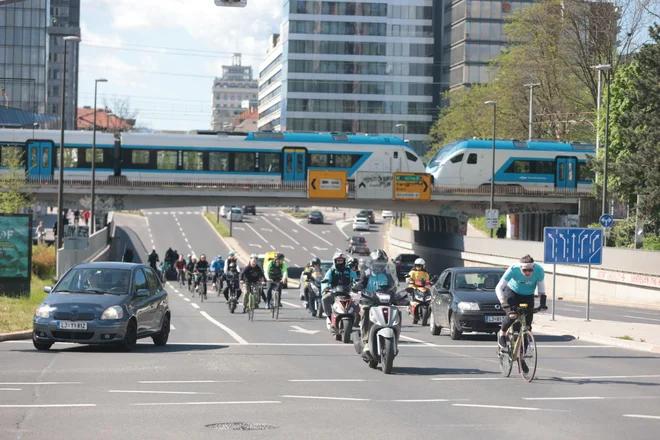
[393,173,432,201]
[308,170,347,199]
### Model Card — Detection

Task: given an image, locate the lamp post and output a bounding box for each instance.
[395,123,407,142]
[91,78,108,234]
[591,65,611,153]
[56,35,81,251]
[523,83,540,140]
[602,70,612,219]
[485,101,497,238]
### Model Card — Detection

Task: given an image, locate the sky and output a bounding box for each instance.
[77,0,283,132]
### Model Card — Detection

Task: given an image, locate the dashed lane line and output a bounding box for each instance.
[132,401,281,407]
[282,395,370,402]
[623,414,660,420]
[191,303,200,309]
[199,311,248,345]
[138,380,243,384]
[281,301,302,308]
[0,404,97,408]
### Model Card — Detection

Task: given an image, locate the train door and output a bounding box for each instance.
[282,148,307,182]
[26,141,53,179]
[555,157,578,189]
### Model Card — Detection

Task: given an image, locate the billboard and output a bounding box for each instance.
[0,214,32,296]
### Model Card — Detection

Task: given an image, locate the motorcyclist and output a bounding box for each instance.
[321,251,358,326]
[221,261,240,302]
[194,254,210,295]
[265,253,288,309]
[302,257,324,316]
[239,256,265,313]
[348,257,360,278]
[148,249,159,272]
[210,255,225,291]
[405,258,430,324]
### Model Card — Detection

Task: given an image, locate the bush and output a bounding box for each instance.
[32,244,56,279]
[643,234,660,251]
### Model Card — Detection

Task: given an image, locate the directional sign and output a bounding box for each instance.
[393,173,432,201]
[599,214,614,228]
[355,172,393,199]
[308,170,347,199]
[543,228,603,265]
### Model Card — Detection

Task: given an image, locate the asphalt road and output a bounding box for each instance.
[1,210,659,440]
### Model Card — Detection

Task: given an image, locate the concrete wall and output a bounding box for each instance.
[386,226,660,307]
[56,215,115,278]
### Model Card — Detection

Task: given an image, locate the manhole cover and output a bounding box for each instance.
[205,422,277,431]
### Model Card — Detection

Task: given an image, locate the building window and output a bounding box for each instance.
[260,153,280,172]
[234,152,255,172]
[209,151,229,171]
[156,151,177,170]
[183,151,203,170]
[132,150,150,165]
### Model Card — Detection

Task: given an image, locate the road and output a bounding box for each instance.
[1,209,659,440]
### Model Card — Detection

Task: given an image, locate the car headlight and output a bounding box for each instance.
[101,306,124,320]
[35,304,56,319]
[457,301,480,311]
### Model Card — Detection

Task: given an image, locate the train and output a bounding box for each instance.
[0,129,426,183]
[426,139,595,190]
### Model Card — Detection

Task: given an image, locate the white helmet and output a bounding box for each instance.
[414,258,425,266]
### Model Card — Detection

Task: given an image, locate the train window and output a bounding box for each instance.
[578,162,594,181]
[57,148,78,168]
[449,154,464,164]
[183,151,203,170]
[42,149,49,168]
[558,163,565,181]
[311,153,329,167]
[260,153,280,172]
[132,150,150,165]
[85,149,104,163]
[535,161,554,174]
[334,154,353,168]
[234,152,256,172]
[157,151,177,170]
[394,152,398,159]
[31,148,38,168]
[209,152,229,171]
[467,153,477,164]
[405,151,418,162]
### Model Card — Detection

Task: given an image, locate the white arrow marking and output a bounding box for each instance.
[281,245,294,249]
[289,326,319,335]
[547,232,555,259]
[249,244,262,248]
[313,246,328,251]
[292,229,298,233]
[261,228,272,232]
[321,230,331,234]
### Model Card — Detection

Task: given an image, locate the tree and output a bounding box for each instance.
[0,147,31,213]
[101,97,143,133]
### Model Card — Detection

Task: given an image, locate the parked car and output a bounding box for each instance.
[358,209,375,224]
[393,253,420,280]
[242,205,256,215]
[353,216,370,232]
[32,262,171,351]
[229,207,243,222]
[308,211,324,224]
[382,210,395,219]
[262,251,288,288]
[429,267,506,340]
[346,236,370,255]
[219,206,230,218]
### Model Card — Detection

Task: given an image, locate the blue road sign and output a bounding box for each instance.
[599,214,614,228]
[544,228,603,265]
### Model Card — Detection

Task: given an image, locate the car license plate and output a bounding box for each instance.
[57,321,88,330]
[485,316,504,323]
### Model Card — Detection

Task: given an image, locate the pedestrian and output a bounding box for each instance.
[83,210,90,226]
[73,209,80,225]
[36,221,46,245]
[123,248,134,263]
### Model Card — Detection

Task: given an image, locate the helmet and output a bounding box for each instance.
[348,257,358,268]
[369,249,388,262]
[216,255,222,260]
[414,258,425,266]
[192,255,198,261]
[228,250,236,257]
[276,253,285,260]
[200,254,206,260]
[249,256,258,263]
[310,257,321,266]
[358,257,368,268]
[250,253,258,259]
[333,251,347,266]
[187,254,191,259]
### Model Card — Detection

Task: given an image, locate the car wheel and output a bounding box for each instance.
[152,314,170,346]
[33,335,53,351]
[449,313,462,341]
[430,310,442,336]
[119,320,138,351]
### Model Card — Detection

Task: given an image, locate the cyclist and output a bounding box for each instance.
[185,255,195,289]
[240,256,265,313]
[210,255,224,291]
[221,261,240,302]
[175,255,186,284]
[321,251,357,325]
[165,247,174,266]
[194,254,210,295]
[302,257,324,315]
[224,250,240,272]
[265,253,288,309]
[496,254,548,349]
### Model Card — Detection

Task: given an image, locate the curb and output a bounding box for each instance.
[535,324,660,354]
[0,330,32,342]
[201,214,250,266]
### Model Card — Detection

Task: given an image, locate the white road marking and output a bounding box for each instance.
[270,245,275,250]
[282,395,369,402]
[0,382,82,385]
[524,397,605,401]
[186,211,192,215]
[155,212,160,215]
[282,215,334,246]
[184,298,191,302]
[138,380,243,384]
[281,301,302,308]
[431,378,504,381]
[185,237,189,243]
[200,311,248,345]
[453,404,545,411]
[400,335,435,346]
[261,228,273,232]
[261,217,300,245]
[249,244,262,248]
[289,325,319,335]
[178,211,184,214]
[245,222,269,244]
[0,388,21,391]
[303,247,308,251]
[109,390,212,395]
[233,226,245,231]
[170,324,175,330]
[623,315,660,322]
[559,375,660,380]
[132,401,281,407]
[289,379,370,383]
[394,399,449,403]
[194,212,200,215]
[335,221,350,239]
[281,245,294,249]
[181,232,186,237]
[623,414,660,420]
[191,303,200,309]
[0,404,96,408]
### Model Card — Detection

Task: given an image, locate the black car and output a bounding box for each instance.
[393,253,420,280]
[346,236,370,255]
[242,205,256,215]
[308,211,324,224]
[32,262,171,351]
[429,267,506,340]
[358,210,375,224]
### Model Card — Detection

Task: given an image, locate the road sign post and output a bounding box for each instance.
[393,173,431,201]
[552,264,556,321]
[544,227,603,321]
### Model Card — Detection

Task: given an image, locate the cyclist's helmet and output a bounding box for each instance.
[276,253,285,261]
[228,250,236,257]
[187,254,191,259]
[200,254,206,260]
[250,253,258,259]
[310,257,321,266]
[333,251,347,270]
[192,255,198,262]
[414,258,426,270]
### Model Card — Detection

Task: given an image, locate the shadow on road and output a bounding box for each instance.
[15,343,229,354]
[542,377,660,387]
[394,367,495,377]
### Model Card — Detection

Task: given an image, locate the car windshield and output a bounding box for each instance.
[311,211,322,216]
[54,268,132,295]
[400,254,420,263]
[454,271,503,291]
[352,237,366,243]
[231,208,242,213]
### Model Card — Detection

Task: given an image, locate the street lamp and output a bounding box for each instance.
[56,35,81,251]
[591,64,612,218]
[485,101,497,238]
[91,78,108,234]
[523,83,540,140]
[591,64,611,154]
[395,124,407,142]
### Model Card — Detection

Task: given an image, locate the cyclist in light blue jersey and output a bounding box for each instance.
[495,255,548,349]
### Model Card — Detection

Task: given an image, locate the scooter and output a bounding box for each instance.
[329,285,358,343]
[306,280,324,318]
[353,285,409,374]
[408,279,431,326]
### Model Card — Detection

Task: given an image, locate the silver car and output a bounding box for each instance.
[33,262,171,351]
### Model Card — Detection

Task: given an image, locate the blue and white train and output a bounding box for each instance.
[0,129,425,182]
[425,139,595,190]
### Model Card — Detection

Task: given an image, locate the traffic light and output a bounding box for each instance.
[214,0,247,7]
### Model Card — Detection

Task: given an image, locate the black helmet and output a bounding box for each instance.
[310,257,321,266]
[370,249,388,262]
[276,253,285,261]
[348,257,358,268]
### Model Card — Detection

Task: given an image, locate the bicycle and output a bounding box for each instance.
[269,280,282,320]
[177,269,186,288]
[198,271,208,302]
[497,303,543,382]
[246,282,260,322]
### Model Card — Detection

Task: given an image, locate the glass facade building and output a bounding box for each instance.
[258,0,434,154]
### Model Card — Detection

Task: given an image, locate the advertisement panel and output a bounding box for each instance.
[0,214,32,296]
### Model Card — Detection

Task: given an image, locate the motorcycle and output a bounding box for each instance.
[226,273,240,313]
[408,279,432,326]
[304,276,325,318]
[329,285,358,343]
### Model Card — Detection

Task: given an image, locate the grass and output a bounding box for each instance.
[615,335,634,341]
[203,212,230,237]
[282,209,310,219]
[469,215,507,233]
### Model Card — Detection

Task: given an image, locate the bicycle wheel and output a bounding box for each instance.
[248,292,255,322]
[275,291,280,320]
[498,333,513,377]
[271,291,277,319]
[518,330,538,382]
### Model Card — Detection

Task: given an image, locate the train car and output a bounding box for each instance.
[426,139,595,191]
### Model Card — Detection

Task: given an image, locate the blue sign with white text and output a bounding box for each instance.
[543,228,603,265]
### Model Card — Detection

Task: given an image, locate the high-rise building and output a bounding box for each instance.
[258,0,435,154]
[47,0,81,129]
[211,54,258,131]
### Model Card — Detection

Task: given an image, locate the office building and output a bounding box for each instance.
[211,53,258,131]
[258,0,434,154]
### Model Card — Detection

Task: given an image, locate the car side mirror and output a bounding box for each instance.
[43,286,52,294]
[136,289,149,298]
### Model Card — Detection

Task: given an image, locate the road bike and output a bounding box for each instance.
[497,303,542,382]
[246,282,260,322]
[269,280,283,320]
[198,271,208,302]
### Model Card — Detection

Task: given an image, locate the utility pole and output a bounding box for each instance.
[524,83,540,140]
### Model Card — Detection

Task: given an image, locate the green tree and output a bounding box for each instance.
[0,147,31,213]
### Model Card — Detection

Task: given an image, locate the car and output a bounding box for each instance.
[229,207,243,222]
[346,236,370,255]
[393,253,420,280]
[308,211,324,224]
[358,209,375,224]
[353,216,370,231]
[262,251,288,288]
[219,206,230,218]
[382,210,394,219]
[429,267,506,340]
[242,205,256,215]
[32,262,171,351]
